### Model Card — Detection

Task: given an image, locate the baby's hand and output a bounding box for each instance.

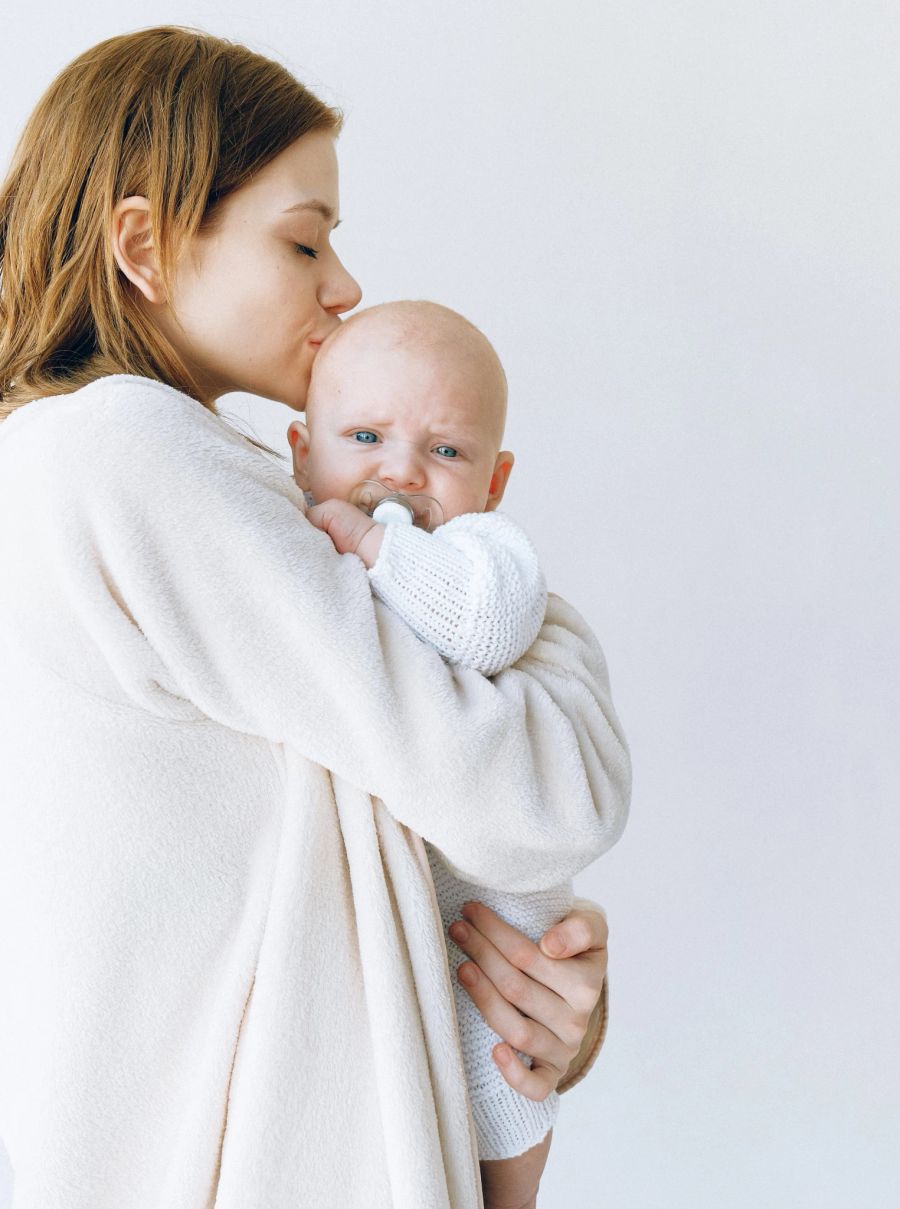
[305,499,385,568]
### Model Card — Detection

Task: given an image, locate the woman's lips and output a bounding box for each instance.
[309,324,339,348]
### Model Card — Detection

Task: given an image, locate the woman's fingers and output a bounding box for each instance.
[453,957,575,1098]
[458,900,605,1019]
[450,900,611,1101]
[450,917,584,1052]
[488,1043,560,1103]
[540,904,608,960]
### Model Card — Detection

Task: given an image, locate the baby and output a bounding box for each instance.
[286,300,576,1161]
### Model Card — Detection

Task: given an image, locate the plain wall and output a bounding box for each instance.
[1,3,897,1206]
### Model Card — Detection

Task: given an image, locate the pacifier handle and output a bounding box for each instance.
[372,498,415,526]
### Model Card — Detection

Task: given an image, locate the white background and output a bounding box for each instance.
[2,3,898,1207]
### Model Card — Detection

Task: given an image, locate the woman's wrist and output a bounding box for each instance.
[556,974,609,1094]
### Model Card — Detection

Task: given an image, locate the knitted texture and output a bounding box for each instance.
[367,512,548,677]
[426,844,574,1159]
[365,506,576,1158]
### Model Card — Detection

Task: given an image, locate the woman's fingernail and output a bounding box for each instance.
[449,921,469,944]
[543,932,566,957]
[458,962,478,986]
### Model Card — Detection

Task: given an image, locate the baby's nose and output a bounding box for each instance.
[378,452,426,491]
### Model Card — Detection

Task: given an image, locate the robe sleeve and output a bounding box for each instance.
[7,379,630,893]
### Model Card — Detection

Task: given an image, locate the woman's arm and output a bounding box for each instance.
[14,379,633,899]
[8,379,629,892]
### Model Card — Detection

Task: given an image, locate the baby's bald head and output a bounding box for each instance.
[307,300,508,449]
[292,299,516,522]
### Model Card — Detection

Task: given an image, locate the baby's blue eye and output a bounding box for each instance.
[435,445,458,458]
[352,430,378,443]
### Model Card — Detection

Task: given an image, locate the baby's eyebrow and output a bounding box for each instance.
[281,199,341,228]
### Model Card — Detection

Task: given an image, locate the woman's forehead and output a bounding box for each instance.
[230,131,340,216]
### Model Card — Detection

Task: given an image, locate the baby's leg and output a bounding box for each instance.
[425,839,574,1161]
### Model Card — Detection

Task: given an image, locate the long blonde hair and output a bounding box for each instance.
[0,25,341,455]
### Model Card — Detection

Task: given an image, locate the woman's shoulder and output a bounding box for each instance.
[0,374,290,489]
[2,374,224,447]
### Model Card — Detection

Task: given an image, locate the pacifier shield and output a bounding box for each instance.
[349,479,444,532]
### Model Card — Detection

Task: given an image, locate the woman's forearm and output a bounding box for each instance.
[479,1128,552,1209]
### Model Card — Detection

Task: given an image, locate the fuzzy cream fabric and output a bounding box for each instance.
[0,375,630,1208]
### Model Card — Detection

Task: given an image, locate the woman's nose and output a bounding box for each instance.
[320,250,362,316]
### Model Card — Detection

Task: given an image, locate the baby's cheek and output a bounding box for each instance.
[447,469,496,519]
[311,466,355,507]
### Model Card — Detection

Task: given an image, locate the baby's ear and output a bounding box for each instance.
[485,450,515,511]
[286,420,312,489]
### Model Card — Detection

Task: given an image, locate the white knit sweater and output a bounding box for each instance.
[0,375,631,1208]
[352,513,575,1158]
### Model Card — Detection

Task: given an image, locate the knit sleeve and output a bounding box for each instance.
[366,511,548,677]
[0,377,630,894]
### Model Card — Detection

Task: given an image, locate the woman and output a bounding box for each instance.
[0,26,630,1209]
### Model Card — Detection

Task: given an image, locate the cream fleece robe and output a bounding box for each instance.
[0,374,630,1209]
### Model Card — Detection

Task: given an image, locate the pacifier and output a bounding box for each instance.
[349,480,444,532]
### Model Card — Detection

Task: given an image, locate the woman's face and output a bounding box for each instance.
[152,131,361,409]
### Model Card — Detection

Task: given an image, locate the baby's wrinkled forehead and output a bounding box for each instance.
[308,301,507,442]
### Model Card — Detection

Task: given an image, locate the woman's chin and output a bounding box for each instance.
[242,376,308,411]
[279,367,312,411]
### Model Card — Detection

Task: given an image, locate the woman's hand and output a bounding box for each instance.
[448,899,608,1101]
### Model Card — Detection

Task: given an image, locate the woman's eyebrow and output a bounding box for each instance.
[281,199,341,227]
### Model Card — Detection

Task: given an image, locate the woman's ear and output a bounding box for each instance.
[484,451,515,511]
[286,420,313,489]
[109,196,166,305]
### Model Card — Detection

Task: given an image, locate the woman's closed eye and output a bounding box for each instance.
[294,243,318,259]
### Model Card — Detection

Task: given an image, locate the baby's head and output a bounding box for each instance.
[287,300,514,522]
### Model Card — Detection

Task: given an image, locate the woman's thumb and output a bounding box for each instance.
[540,929,568,958]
